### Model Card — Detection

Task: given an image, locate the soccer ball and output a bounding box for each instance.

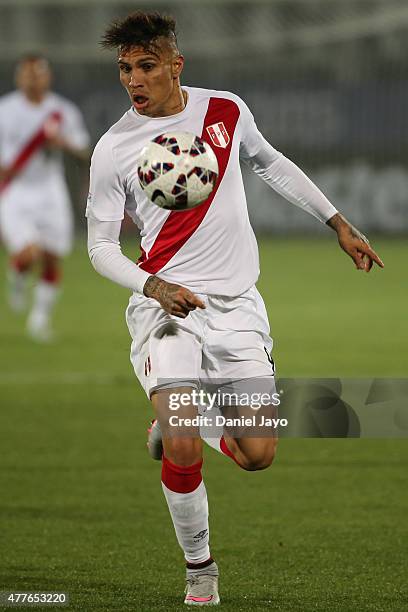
[137,131,219,210]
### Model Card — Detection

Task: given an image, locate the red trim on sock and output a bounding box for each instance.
[186,557,214,570]
[161,456,203,494]
[220,436,243,468]
[41,266,61,284]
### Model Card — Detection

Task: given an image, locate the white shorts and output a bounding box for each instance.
[0,178,73,256]
[125,285,275,398]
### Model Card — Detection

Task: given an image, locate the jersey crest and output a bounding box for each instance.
[206,122,230,148]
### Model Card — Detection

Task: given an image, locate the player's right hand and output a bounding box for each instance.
[0,165,8,182]
[143,276,206,318]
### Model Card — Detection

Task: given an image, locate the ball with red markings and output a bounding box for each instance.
[137,132,219,210]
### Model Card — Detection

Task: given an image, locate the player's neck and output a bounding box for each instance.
[148,86,187,118]
[172,87,187,115]
[23,91,47,105]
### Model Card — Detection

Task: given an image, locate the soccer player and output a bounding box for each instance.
[86,12,384,606]
[0,54,90,341]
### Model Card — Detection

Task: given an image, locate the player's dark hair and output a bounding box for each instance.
[101,11,178,53]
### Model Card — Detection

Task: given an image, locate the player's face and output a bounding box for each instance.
[16,59,51,99]
[118,43,184,118]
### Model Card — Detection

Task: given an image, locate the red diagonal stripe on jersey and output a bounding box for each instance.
[0,111,62,194]
[138,98,240,273]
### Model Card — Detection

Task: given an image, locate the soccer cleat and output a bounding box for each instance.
[147,419,163,460]
[184,573,220,606]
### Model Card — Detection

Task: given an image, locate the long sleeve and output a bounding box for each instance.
[87,217,151,294]
[239,100,338,223]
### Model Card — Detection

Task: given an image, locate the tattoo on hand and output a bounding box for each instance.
[143,276,182,312]
[327,213,368,244]
[143,276,162,299]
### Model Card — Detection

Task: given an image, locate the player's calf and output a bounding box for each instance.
[152,387,203,465]
[223,436,277,471]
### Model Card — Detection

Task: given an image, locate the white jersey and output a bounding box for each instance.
[87,86,337,296]
[0,90,89,189]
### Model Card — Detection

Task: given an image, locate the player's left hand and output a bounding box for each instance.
[43,115,66,150]
[327,213,384,272]
[44,132,67,150]
[43,125,89,161]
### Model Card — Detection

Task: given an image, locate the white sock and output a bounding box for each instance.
[161,457,210,564]
[7,268,29,312]
[28,281,59,330]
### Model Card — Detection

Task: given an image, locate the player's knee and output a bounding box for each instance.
[240,455,274,471]
[14,245,40,269]
[163,437,202,467]
[239,441,277,471]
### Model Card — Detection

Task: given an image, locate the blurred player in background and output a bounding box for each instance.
[0,54,90,341]
[87,12,383,606]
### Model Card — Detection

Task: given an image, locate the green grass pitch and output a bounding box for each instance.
[0,237,407,611]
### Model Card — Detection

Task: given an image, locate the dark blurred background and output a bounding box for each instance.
[1,0,407,233]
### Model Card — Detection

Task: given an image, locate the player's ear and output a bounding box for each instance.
[172,55,184,79]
